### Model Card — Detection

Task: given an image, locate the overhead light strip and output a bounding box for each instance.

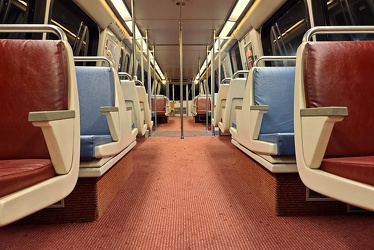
[196,0,251,81]
[110,0,166,81]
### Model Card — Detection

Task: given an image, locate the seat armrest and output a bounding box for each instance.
[100,106,120,141]
[300,106,348,168]
[300,107,348,117]
[250,105,269,111]
[29,110,75,122]
[249,105,269,139]
[29,110,76,175]
[165,105,171,116]
[100,106,119,113]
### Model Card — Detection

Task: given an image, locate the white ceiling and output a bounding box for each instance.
[124,0,238,83]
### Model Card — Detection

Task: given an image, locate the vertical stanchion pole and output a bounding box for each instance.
[206,45,209,131]
[141,36,144,83]
[179,0,184,139]
[185,83,188,116]
[218,37,221,89]
[146,30,152,136]
[153,45,157,131]
[131,0,136,79]
[211,30,216,136]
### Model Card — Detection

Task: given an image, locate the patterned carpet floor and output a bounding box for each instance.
[1,134,374,249]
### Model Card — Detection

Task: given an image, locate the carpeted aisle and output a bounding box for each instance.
[1,136,374,249]
[154,116,209,131]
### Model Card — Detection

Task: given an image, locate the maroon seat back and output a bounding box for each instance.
[0,40,69,159]
[151,96,167,116]
[196,96,211,115]
[303,41,374,157]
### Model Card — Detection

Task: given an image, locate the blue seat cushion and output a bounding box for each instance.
[80,135,113,160]
[253,67,295,134]
[232,121,237,129]
[76,66,115,135]
[258,133,295,156]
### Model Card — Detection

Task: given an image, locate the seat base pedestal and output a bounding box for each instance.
[16,151,133,224]
[235,149,348,215]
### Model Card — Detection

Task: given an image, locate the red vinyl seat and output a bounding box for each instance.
[294,26,374,211]
[0,25,80,226]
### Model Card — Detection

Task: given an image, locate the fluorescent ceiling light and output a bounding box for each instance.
[195,1,251,81]
[110,0,131,21]
[229,0,250,21]
[219,21,235,38]
[125,21,142,39]
[111,0,167,82]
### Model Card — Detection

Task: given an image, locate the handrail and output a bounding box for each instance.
[0,24,67,41]
[118,72,133,80]
[220,78,231,84]
[232,70,250,79]
[303,26,374,42]
[74,56,113,68]
[135,80,144,86]
[253,56,296,67]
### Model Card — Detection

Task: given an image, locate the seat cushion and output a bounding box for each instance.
[0,159,55,197]
[232,121,237,129]
[80,135,113,160]
[76,66,114,135]
[258,133,295,156]
[196,97,211,115]
[303,42,374,157]
[152,97,167,116]
[253,67,295,134]
[0,40,69,160]
[321,156,374,186]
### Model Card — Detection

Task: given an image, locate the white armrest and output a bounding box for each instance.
[249,105,269,139]
[165,105,171,116]
[29,110,76,175]
[300,107,348,168]
[100,106,120,141]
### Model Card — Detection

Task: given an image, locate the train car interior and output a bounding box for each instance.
[1,0,374,249]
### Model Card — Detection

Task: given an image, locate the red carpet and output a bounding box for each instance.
[154,116,209,131]
[1,136,374,249]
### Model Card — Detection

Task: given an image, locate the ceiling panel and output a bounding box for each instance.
[124,0,237,82]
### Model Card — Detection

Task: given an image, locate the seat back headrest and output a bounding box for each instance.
[303,41,374,157]
[0,40,69,160]
[253,67,295,134]
[76,66,114,135]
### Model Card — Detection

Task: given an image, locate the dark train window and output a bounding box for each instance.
[262,0,309,61]
[325,0,374,40]
[0,0,28,25]
[0,0,32,38]
[229,42,243,73]
[50,0,98,56]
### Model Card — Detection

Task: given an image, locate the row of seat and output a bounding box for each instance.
[0,25,145,226]
[0,25,81,226]
[119,74,153,136]
[230,57,297,170]
[151,95,171,123]
[191,94,211,123]
[212,74,248,134]
[230,26,374,211]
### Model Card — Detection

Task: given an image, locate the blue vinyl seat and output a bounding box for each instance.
[76,66,115,160]
[253,67,296,156]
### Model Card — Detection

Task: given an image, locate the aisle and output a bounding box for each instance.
[1,136,374,249]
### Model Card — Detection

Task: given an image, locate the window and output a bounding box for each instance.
[50,0,98,56]
[262,0,309,60]
[229,42,243,73]
[325,0,374,40]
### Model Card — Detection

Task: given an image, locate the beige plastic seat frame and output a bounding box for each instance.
[0,25,80,226]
